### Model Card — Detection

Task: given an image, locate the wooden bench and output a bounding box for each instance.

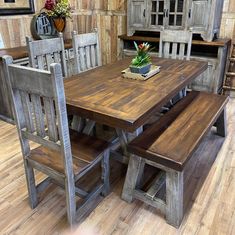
[121,91,229,228]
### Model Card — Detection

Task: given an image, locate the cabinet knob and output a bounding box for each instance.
[143,9,146,17]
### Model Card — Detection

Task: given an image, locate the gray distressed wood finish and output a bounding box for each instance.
[159,29,192,60]
[159,29,192,103]
[26,33,68,77]
[122,91,228,228]
[71,30,101,132]
[72,31,101,74]
[2,56,110,227]
[127,0,224,42]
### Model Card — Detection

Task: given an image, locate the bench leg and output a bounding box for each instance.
[122,154,145,203]
[101,149,110,196]
[166,170,184,228]
[216,109,227,137]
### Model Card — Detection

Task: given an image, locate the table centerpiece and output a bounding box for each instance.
[129,42,152,74]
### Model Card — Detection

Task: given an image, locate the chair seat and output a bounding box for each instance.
[29,130,109,175]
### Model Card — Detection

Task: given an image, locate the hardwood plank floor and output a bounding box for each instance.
[0,98,234,235]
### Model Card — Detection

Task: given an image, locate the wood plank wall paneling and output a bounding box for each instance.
[0,0,127,65]
[220,0,235,43]
[0,0,235,64]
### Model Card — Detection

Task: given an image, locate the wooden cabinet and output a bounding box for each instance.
[127,0,224,41]
[129,0,147,28]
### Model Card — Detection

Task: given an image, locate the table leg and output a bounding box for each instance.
[115,126,144,163]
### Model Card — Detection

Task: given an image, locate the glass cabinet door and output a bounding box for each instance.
[149,0,187,29]
[166,0,186,28]
[150,0,167,29]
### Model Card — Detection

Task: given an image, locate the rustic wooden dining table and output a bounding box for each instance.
[64,57,207,161]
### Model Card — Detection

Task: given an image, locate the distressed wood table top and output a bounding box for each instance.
[65,57,207,132]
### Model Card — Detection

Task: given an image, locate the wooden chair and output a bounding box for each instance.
[159,29,192,105]
[72,31,101,74]
[71,31,101,132]
[159,29,192,60]
[3,55,110,226]
[26,33,68,77]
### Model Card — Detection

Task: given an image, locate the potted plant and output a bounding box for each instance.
[43,0,72,32]
[130,42,152,74]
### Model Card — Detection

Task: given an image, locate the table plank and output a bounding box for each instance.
[65,57,207,132]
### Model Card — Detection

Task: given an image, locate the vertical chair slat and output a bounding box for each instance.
[31,94,45,137]
[90,45,96,67]
[43,97,58,142]
[164,42,170,58]
[85,46,91,70]
[53,52,60,63]
[79,47,86,71]
[20,90,35,133]
[45,54,53,70]
[172,43,178,59]
[37,55,44,70]
[179,43,185,60]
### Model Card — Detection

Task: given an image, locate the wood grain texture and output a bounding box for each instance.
[0,0,234,63]
[30,130,109,176]
[0,0,126,65]
[65,57,207,132]
[4,60,110,226]
[0,97,234,234]
[128,91,229,171]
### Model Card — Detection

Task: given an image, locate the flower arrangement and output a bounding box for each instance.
[43,0,72,18]
[130,42,152,74]
[131,42,152,67]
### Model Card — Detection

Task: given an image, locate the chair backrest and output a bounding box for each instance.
[159,30,192,60]
[72,31,101,74]
[26,33,68,77]
[3,55,72,172]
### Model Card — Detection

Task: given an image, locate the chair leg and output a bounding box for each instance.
[24,160,38,209]
[216,109,227,137]
[122,154,145,203]
[166,170,184,228]
[101,149,110,196]
[64,176,76,227]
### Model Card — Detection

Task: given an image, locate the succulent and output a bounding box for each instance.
[131,42,152,67]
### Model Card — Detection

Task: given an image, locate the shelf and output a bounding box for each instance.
[119,34,231,47]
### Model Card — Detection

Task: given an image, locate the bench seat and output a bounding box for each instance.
[122,91,229,228]
[128,91,229,171]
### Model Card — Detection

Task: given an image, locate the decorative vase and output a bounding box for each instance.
[129,63,151,74]
[52,17,66,32]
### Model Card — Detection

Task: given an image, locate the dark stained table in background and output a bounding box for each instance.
[65,57,207,132]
